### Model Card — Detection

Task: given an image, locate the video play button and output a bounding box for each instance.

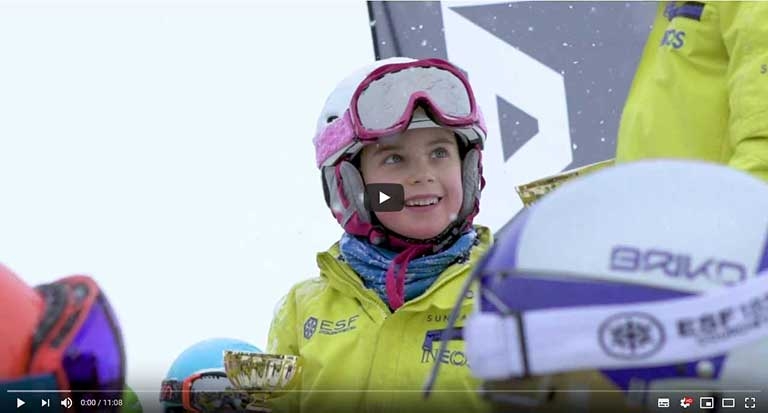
[17,398,24,408]
[365,183,404,212]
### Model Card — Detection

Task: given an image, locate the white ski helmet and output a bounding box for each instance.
[313,57,487,249]
[454,159,768,411]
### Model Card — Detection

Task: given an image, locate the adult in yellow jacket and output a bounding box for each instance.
[616,1,768,181]
[268,57,493,413]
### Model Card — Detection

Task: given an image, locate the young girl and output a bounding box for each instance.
[267,57,492,413]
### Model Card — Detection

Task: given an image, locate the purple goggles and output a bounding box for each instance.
[26,276,125,411]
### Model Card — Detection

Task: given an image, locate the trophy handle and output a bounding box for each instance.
[515,159,615,207]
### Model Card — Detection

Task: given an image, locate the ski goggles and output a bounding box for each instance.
[160,370,249,413]
[316,58,486,167]
[2,275,125,412]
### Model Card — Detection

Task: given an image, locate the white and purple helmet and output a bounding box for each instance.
[313,57,487,249]
[458,160,768,410]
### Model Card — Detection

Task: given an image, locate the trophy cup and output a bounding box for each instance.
[223,351,302,412]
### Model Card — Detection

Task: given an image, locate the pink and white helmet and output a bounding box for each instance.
[313,57,488,249]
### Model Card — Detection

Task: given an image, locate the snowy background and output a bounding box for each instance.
[0,0,375,407]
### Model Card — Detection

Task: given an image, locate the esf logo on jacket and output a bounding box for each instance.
[660,29,686,49]
[303,315,359,339]
[659,1,706,49]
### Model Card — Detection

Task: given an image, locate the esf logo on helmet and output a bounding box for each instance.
[677,292,768,343]
[599,312,665,360]
[303,315,359,340]
[609,246,747,286]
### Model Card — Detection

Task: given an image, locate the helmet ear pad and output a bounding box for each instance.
[458,147,482,222]
[321,161,370,230]
[339,161,370,224]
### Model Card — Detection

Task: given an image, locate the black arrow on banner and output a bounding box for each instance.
[368,1,654,168]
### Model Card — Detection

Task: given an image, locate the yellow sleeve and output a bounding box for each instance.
[720,2,768,181]
[267,290,299,355]
[266,288,302,413]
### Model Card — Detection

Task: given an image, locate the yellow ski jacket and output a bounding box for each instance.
[267,226,493,413]
[616,1,768,181]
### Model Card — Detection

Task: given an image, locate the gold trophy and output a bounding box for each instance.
[223,351,302,412]
[515,159,615,207]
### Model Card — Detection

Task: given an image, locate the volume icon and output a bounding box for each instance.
[60,397,73,409]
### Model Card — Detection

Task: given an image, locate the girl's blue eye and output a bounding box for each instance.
[432,147,449,158]
[384,154,403,164]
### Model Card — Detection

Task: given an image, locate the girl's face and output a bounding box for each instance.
[360,127,464,240]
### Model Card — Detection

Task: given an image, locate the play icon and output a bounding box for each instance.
[365,183,404,212]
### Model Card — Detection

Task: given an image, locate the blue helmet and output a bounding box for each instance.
[434,160,768,411]
[161,338,262,411]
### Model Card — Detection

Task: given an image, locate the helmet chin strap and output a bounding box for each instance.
[369,218,470,253]
[372,219,472,312]
[384,243,433,310]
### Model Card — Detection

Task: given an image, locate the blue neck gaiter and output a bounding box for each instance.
[339,229,477,305]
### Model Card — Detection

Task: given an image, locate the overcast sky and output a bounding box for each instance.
[0,1,374,408]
